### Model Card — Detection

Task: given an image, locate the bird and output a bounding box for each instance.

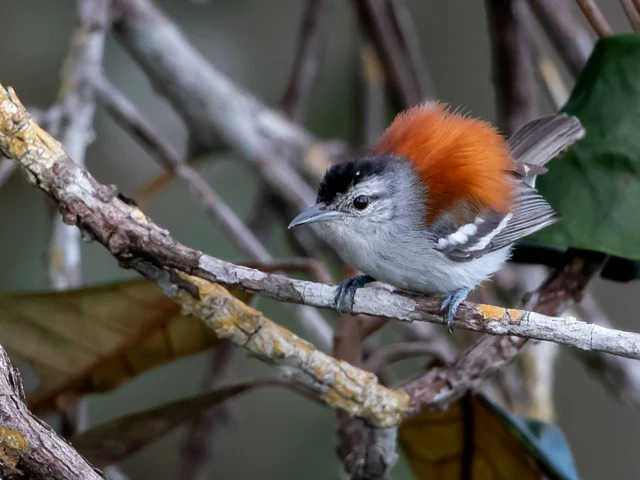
[288,101,585,331]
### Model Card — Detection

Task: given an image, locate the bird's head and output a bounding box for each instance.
[289,101,516,236]
[288,155,425,233]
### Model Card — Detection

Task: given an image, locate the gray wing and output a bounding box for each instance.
[435,184,558,261]
[508,113,585,187]
[434,113,584,262]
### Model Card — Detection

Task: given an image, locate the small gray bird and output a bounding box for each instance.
[289,102,584,330]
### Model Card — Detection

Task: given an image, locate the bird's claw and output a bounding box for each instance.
[334,275,375,313]
[440,288,470,333]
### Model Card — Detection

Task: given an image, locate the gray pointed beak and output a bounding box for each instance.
[288,202,344,229]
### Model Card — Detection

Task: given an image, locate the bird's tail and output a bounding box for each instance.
[507,113,585,187]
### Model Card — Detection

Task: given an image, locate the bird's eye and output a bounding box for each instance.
[353,195,369,210]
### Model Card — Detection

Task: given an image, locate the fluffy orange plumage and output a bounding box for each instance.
[374,102,516,224]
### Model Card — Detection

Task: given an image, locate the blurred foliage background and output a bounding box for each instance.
[0,1,638,478]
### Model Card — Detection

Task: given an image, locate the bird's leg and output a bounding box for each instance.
[334,274,376,312]
[440,287,470,333]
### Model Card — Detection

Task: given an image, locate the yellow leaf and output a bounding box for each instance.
[0,279,252,414]
[399,395,544,480]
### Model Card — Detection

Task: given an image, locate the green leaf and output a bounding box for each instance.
[529,34,640,260]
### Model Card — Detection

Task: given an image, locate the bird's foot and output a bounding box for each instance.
[334,275,376,312]
[440,288,470,333]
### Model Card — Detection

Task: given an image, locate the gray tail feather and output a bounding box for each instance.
[507,113,585,187]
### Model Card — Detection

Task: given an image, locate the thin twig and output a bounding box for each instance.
[486,0,539,135]
[573,293,640,408]
[52,0,110,441]
[2,86,639,431]
[363,342,448,373]
[92,74,334,352]
[527,0,594,77]
[352,0,424,108]
[0,89,406,425]
[385,0,435,97]
[281,0,333,122]
[575,0,613,37]
[395,321,458,365]
[92,75,272,262]
[179,6,334,464]
[247,0,334,258]
[620,0,640,31]
[1,105,632,358]
[521,340,559,421]
[402,250,606,416]
[178,342,234,480]
[529,38,570,110]
[111,0,340,182]
[356,41,387,146]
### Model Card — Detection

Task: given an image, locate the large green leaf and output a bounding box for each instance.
[529,35,640,260]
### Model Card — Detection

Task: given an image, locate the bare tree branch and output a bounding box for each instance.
[111,0,339,181]
[352,0,426,109]
[246,0,335,267]
[177,341,234,480]
[281,0,333,122]
[528,33,570,110]
[486,0,539,135]
[363,342,447,374]
[2,90,637,358]
[49,0,109,291]
[93,75,272,262]
[385,0,435,97]
[50,0,110,442]
[0,344,103,479]
[2,84,639,436]
[573,293,640,408]
[402,250,606,416]
[92,74,334,354]
[620,0,640,31]
[527,0,594,77]
[0,84,407,427]
[356,41,387,146]
[575,0,612,37]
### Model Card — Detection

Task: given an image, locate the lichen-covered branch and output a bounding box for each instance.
[0,344,103,479]
[92,74,334,353]
[0,84,406,428]
[1,84,639,366]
